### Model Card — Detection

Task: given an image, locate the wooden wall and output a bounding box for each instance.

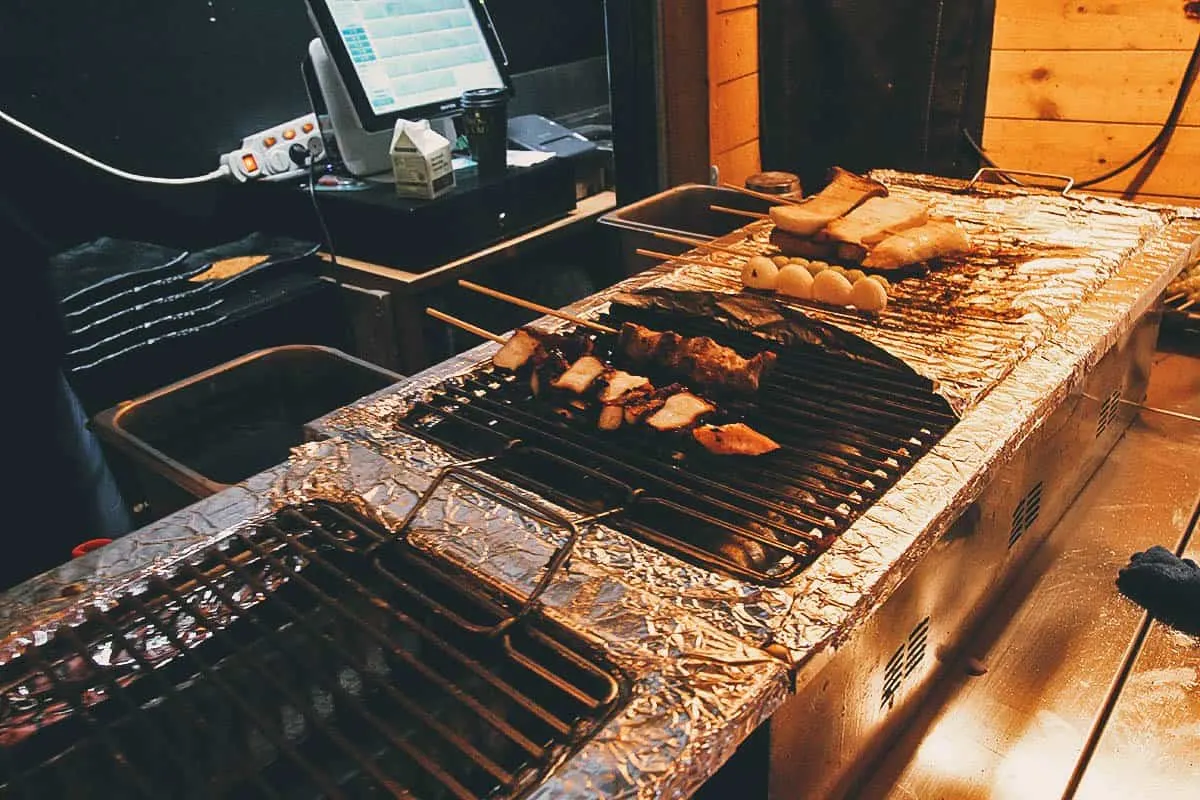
[983,1,1200,203]
[708,0,762,186]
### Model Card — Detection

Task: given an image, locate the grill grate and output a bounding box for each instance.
[0,502,625,800]
[397,310,957,585]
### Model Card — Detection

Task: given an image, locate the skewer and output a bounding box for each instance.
[710,204,770,220]
[648,229,765,257]
[1166,292,1186,303]
[425,307,505,343]
[1180,298,1197,311]
[719,183,805,205]
[635,248,744,269]
[457,279,618,335]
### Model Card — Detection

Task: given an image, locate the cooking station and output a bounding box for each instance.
[2,170,1198,799]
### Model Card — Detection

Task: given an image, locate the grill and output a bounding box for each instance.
[397,308,957,585]
[0,502,626,800]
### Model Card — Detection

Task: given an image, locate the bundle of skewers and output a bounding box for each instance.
[636,167,973,316]
[1166,259,1200,314]
[427,281,783,458]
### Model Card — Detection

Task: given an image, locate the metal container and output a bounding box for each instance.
[598,184,774,274]
[93,345,401,519]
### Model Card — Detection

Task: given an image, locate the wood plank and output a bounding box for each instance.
[714,138,761,186]
[986,49,1200,125]
[710,5,758,85]
[663,0,711,185]
[710,73,760,154]
[992,0,1200,51]
[714,0,756,11]
[982,117,1200,197]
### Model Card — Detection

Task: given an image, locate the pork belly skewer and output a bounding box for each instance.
[427,309,781,456]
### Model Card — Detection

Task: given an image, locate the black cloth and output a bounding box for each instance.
[1117,546,1200,635]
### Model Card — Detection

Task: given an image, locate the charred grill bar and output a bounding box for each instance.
[0,502,625,799]
[398,310,955,584]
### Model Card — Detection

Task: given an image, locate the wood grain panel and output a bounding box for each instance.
[714,138,761,186]
[714,0,757,11]
[987,49,1200,124]
[982,116,1200,196]
[710,6,758,84]
[992,0,1200,51]
[710,72,760,154]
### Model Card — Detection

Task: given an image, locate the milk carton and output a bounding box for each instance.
[390,119,456,199]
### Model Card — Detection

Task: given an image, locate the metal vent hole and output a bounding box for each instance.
[1096,389,1122,438]
[1008,481,1044,548]
[905,617,931,678]
[880,645,905,711]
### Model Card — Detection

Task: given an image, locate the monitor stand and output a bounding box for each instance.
[307,38,457,181]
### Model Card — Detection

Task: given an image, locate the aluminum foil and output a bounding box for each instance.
[0,439,789,800]
[317,175,1200,680]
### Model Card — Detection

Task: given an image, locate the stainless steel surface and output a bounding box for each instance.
[855,350,1200,800]
[767,312,1162,800]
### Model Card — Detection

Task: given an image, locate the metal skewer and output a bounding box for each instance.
[647,229,765,257]
[718,183,805,205]
[425,307,505,343]
[634,248,745,268]
[457,280,619,335]
[710,204,771,220]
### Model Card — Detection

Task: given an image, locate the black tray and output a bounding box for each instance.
[51,239,190,313]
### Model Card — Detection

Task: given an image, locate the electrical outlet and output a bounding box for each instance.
[223,113,326,182]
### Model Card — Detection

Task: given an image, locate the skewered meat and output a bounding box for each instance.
[493,328,542,370]
[862,220,970,270]
[493,327,593,371]
[646,393,716,432]
[551,356,607,394]
[823,196,929,248]
[598,370,651,403]
[598,405,625,431]
[617,323,777,395]
[693,423,780,456]
[768,168,888,237]
[623,384,681,425]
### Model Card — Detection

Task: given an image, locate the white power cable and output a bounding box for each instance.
[0,108,231,185]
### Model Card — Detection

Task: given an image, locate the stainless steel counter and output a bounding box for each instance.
[858,347,1200,799]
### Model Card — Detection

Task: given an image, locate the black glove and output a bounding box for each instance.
[1117,545,1200,635]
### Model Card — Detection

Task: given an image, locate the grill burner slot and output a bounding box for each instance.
[1096,389,1122,438]
[397,311,957,585]
[0,502,626,799]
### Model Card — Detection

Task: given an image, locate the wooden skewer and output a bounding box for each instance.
[635,248,744,269]
[457,279,618,335]
[1180,298,1197,311]
[648,229,764,257]
[1166,292,1186,303]
[719,183,805,205]
[710,204,770,220]
[425,307,505,343]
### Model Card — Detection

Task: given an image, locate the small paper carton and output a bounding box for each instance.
[390,119,456,199]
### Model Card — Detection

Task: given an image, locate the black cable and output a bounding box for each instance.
[299,58,339,269]
[962,31,1200,191]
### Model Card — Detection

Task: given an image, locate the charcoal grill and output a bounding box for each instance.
[0,501,626,800]
[396,308,956,585]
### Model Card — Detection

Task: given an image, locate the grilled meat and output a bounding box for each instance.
[622,384,681,425]
[693,423,780,456]
[769,168,888,237]
[597,369,652,404]
[598,404,625,431]
[551,356,607,394]
[645,393,716,432]
[493,328,541,370]
[861,220,970,270]
[617,323,777,395]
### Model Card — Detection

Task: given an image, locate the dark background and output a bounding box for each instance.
[0,0,606,249]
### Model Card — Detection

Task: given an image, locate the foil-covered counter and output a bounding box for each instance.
[315,175,1200,681]
[0,440,788,800]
